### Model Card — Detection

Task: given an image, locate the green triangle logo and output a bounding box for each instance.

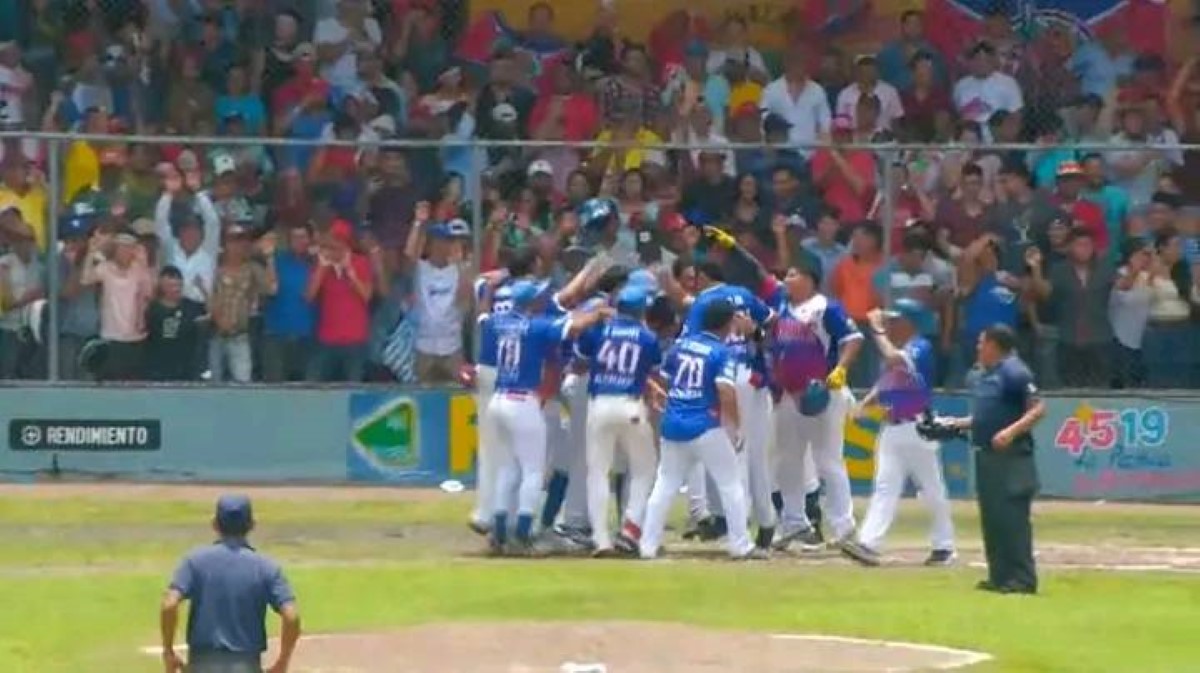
[353,398,418,468]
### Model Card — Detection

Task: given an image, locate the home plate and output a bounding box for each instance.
[141,621,991,672]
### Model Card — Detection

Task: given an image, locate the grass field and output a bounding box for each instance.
[0,484,1196,673]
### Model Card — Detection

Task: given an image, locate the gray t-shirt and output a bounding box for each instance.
[986,192,1066,273]
[58,252,100,338]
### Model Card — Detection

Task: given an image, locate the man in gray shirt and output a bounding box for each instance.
[160,495,301,673]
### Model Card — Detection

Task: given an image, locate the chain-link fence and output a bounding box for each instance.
[0,0,1197,391]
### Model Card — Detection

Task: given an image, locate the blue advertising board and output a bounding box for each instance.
[1034,396,1200,502]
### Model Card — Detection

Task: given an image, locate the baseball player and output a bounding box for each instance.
[640,299,765,560]
[843,300,956,566]
[686,262,777,549]
[766,262,863,551]
[480,279,611,554]
[468,248,590,536]
[574,285,662,555]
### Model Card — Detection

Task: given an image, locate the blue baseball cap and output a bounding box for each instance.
[626,269,659,293]
[883,297,934,334]
[508,279,547,308]
[215,494,253,534]
[615,286,649,315]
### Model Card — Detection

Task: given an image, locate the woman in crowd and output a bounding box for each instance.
[1143,229,1197,388]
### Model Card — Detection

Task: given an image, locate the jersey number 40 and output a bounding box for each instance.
[597,340,642,376]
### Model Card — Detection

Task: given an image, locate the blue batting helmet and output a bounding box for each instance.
[883,297,935,335]
[798,379,831,417]
[508,280,545,309]
[626,269,659,293]
[615,286,649,315]
[578,198,618,231]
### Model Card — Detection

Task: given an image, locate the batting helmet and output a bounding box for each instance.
[578,198,618,231]
[798,379,831,417]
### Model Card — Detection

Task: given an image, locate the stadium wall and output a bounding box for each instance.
[0,387,1196,502]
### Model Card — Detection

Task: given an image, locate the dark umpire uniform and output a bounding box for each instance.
[160,495,302,673]
[966,328,1045,595]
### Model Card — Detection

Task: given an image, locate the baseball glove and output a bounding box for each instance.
[916,411,967,442]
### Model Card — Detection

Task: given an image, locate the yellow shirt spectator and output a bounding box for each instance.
[0,184,48,251]
[728,81,764,115]
[63,140,100,206]
[591,127,665,175]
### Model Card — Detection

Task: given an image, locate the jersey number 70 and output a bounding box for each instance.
[673,353,705,389]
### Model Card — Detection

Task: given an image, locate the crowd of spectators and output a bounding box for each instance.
[0,0,1197,389]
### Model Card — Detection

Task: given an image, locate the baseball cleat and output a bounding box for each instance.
[772,527,823,552]
[592,546,620,559]
[839,539,882,567]
[924,549,957,567]
[732,547,770,561]
[613,533,639,556]
[468,520,491,537]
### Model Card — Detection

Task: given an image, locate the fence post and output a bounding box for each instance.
[46,138,61,382]
[880,148,898,307]
[469,141,483,362]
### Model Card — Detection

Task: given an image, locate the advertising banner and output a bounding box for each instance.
[845,395,973,499]
[346,391,479,484]
[1035,396,1200,502]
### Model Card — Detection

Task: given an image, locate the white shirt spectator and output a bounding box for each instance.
[760,77,832,156]
[952,72,1023,125]
[0,252,42,331]
[412,260,463,357]
[1149,127,1184,167]
[836,82,905,132]
[675,128,736,176]
[706,47,767,76]
[1109,268,1153,349]
[166,247,215,305]
[314,16,382,89]
[0,61,33,126]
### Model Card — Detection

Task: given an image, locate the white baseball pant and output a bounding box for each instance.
[735,376,776,529]
[858,421,955,552]
[774,387,857,541]
[686,463,710,522]
[640,429,754,559]
[470,365,498,528]
[488,393,547,518]
[562,374,592,528]
[585,395,656,550]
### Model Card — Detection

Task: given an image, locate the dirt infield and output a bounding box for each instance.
[144,622,992,672]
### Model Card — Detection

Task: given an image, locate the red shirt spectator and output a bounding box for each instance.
[811,116,877,223]
[309,222,372,346]
[529,65,600,142]
[1053,161,1108,253]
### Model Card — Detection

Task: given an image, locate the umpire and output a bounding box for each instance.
[160,495,302,672]
[955,325,1045,595]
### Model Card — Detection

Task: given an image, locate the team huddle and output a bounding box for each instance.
[464,198,957,565]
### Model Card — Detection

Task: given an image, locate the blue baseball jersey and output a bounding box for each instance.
[876,336,935,422]
[574,315,662,397]
[482,311,570,393]
[475,278,515,368]
[561,293,609,363]
[768,290,862,394]
[660,332,738,442]
[682,284,773,380]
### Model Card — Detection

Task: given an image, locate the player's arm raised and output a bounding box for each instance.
[865,309,906,367]
[564,305,615,339]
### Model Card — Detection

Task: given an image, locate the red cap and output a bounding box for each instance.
[661,211,687,233]
[329,219,355,244]
[732,102,760,119]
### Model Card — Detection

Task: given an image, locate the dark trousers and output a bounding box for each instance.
[1110,341,1145,389]
[975,448,1039,591]
[102,340,144,381]
[1056,342,1110,388]
[186,650,262,673]
[261,335,313,383]
[306,343,366,383]
[1143,321,1193,389]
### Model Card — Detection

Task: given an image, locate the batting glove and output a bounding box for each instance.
[825,365,848,390]
[702,226,737,250]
